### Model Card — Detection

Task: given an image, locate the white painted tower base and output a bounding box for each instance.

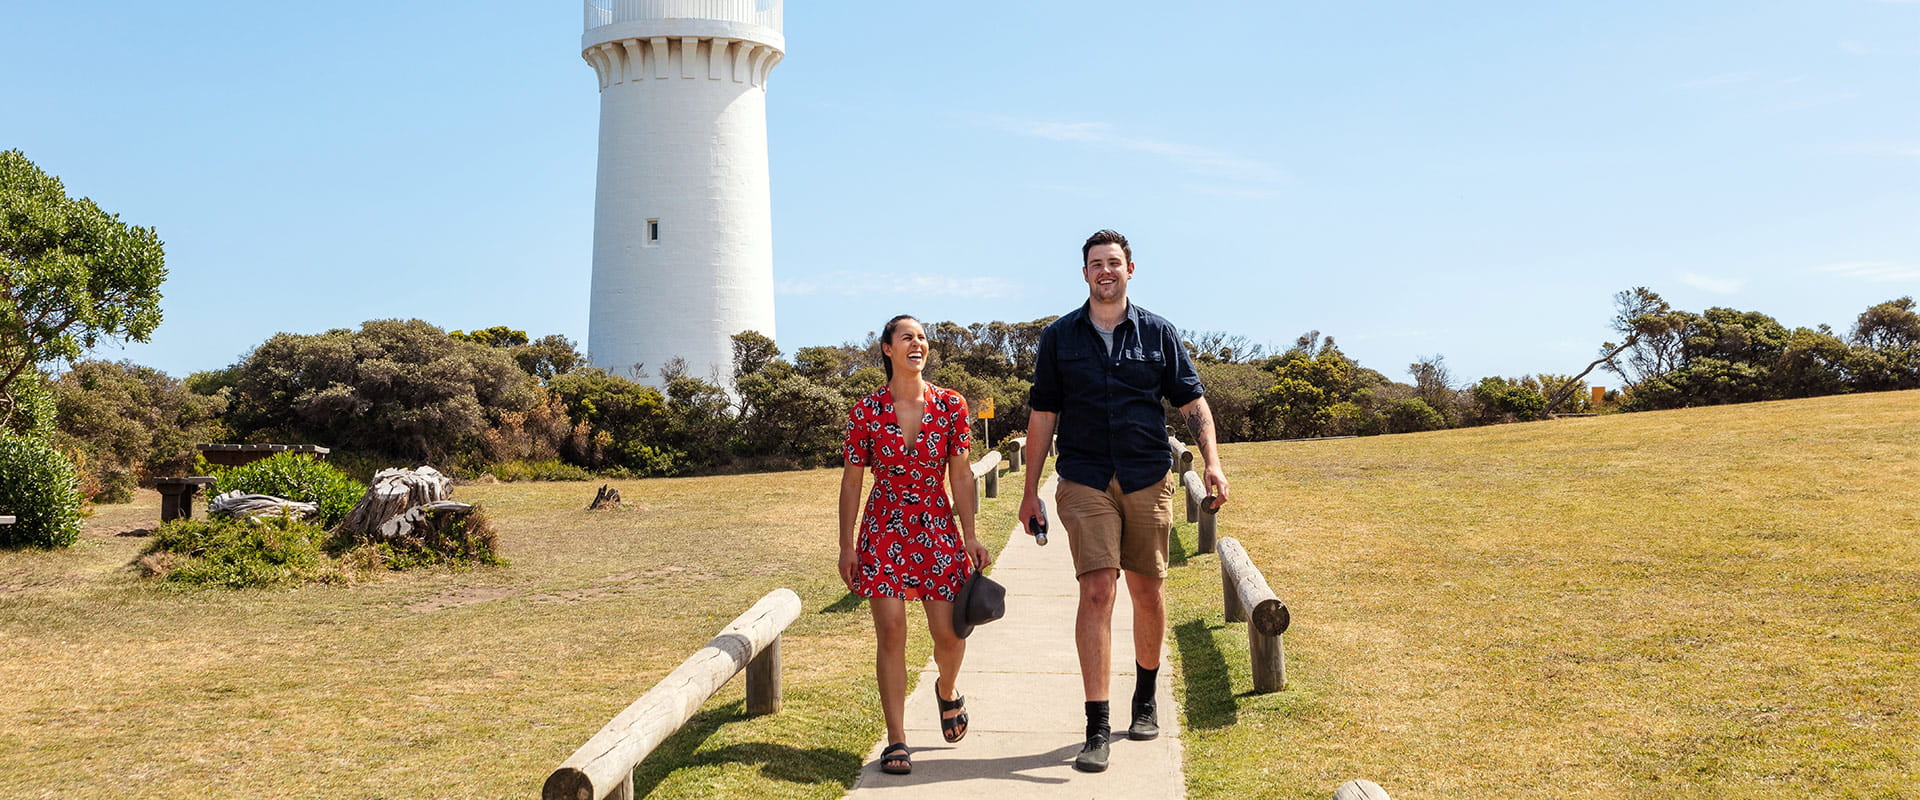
[581,1,785,387]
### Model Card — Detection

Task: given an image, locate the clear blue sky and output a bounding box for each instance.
[4,1,1915,388]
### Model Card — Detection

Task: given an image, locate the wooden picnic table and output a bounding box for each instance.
[154,477,218,522]
[196,444,330,468]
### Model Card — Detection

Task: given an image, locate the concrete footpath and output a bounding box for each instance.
[841,473,1185,799]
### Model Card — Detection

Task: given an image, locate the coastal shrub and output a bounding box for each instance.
[337,507,505,570]
[0,431,84,548]
[486,458,592,482]
[212,452,365,527]
[141,515,331,589]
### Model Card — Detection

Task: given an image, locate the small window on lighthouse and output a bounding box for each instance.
[646,219,660,245]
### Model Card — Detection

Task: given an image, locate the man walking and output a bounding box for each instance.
[1019,229,1230,772]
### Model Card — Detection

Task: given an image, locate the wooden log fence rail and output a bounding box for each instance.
[1333,778,1393,799]
[1217,536,1289,693]
[543,588,802,800]
[968,450,1003,514]
[1165,434,1193,476]
[1181,469,1219,554]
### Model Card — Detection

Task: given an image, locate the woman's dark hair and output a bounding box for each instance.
[879,314,919,379]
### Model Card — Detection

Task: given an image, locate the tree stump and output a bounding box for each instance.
[334,466,454,540]
[376,500,476,543]
[588,484,624,510]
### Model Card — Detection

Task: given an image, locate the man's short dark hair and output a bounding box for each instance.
[1082,229,1131,265]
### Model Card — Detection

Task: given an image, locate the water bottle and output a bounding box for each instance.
[1027,499,1049,546]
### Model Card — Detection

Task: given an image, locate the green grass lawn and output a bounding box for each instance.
[1167,390,1920,799]
[5,390,1914,798]
[0,468,1020,799]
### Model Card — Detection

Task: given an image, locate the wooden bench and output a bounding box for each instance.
[154,477,217,522]
[196,444,330,468]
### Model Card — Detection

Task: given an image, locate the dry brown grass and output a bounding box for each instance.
[0,470,1020,799]
[1168,390,1920,799]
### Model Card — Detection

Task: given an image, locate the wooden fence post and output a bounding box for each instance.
[1217,537,1290,693]
[1181,470,1217,554]
[746,635,782,715]
[969,451,1003,516]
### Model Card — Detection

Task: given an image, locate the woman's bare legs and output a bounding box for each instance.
[923,598,968,738]
[870,597,910,746]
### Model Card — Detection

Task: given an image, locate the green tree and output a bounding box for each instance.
[512,334,585,381]
[222,319,539,465]
[546,367,674,472]
[53,360,226,502]
[449,326,530,348]
[1849,297,1920,391]
[1470,377,1548,423]
[1,150,166,401]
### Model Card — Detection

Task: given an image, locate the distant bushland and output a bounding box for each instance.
[14,289,1912,508]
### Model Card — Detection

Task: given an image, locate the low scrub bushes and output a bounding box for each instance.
[339,507,505,570]
[211,452,365,526]
[140,515,333,589]
[0,431,83,549]
[485,458,592,482]
[142,505,505,589]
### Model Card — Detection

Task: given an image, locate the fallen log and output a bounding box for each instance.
[207,491,319,521]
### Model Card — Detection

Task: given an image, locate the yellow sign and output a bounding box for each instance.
[978,397,996,419]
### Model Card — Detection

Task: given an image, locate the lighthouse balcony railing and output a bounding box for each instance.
[584,0,783,33]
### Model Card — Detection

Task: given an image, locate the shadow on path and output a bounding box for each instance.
[852,741,1084,787]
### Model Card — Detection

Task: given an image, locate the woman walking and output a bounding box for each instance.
[839,314,991,775]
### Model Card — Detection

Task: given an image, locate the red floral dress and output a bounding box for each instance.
[843,384,973,601]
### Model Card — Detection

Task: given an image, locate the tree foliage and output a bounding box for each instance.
[221,319,540,464]
[0,429,83,549]
[0,150,166,401]
[52,360,226,502]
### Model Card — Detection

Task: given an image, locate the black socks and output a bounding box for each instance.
[1134,662,1158,708]
[1087,664,1159,740]
[1085,700,1110,739]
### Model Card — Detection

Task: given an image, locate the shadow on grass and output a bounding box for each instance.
[1174,618,1237,730]
[632,700,862,797]
[820,591,865,614]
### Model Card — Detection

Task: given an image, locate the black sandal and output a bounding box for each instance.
[938,691,968,743]
[880,742,912,774]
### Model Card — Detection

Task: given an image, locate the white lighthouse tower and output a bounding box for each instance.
[580,0,784,386]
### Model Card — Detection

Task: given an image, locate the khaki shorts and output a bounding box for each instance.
[1057,475,1175,579]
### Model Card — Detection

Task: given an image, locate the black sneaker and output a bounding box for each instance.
[1074,733,1110,772]
[1129,701,1159,741]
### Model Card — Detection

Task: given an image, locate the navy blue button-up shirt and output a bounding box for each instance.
[1029,301,1205,494]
